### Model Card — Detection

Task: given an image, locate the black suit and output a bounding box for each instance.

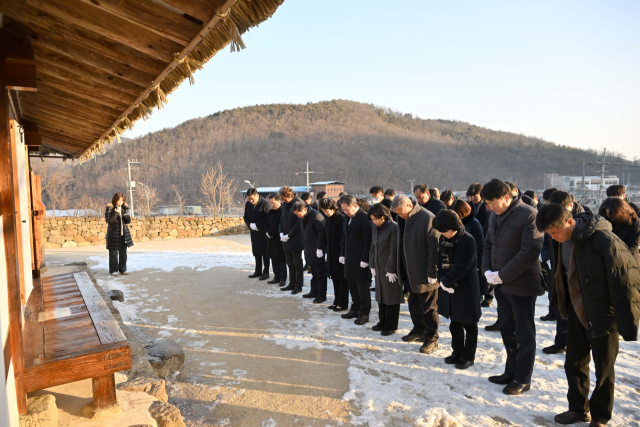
[341,208,374,315]
[267,206,286,282]
[326,211,349,308]
[302,208,328,297]
[244,197,270,274]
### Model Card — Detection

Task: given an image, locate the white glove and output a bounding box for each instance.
[491,272,503,284]
[370,268,376,277]
[316,249,323,258]
[325,254,327,262]
[485,271,503,285]
[266,232,271,238]
[440,282,454,294]
[484,270,495,280]
[360,261,369,268]
[279,232,284,239]
[339,256,345,264]
[386,272,397,283]
[250,223,257,231]
[280,234,290,242]
[546,260,551,270]
[428,277,437,284]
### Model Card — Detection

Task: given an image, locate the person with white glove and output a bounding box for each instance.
[265,194,287,286]
[278,187,304,294]
[368,203,402,335]
[293,201,328,303]
[243,188,270,280]
[320,197,350,311]
[433,209,482,370]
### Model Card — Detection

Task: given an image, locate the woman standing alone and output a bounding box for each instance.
[105,192,133,276]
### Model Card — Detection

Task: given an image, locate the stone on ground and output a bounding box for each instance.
[145,339,184,378]
[107,289,125,302]
[118,376,168,402]
[149,401,186,427]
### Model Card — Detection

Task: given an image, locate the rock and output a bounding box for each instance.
[145,340,184,379]
[148,401,186,427]
[81,401,122,419]
[125,354,157,379]
[108,289,125,302]
[117,377,168,402]
[19,395,58,427]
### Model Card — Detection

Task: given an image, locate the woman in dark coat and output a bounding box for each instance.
[320,198,349,311]
[599,197,640,259]
[105,192,133,276]
[368,204,400,335]
[451,200,487,298]
[433,210,481,370]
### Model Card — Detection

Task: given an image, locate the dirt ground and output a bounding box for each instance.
[46,235,357,427]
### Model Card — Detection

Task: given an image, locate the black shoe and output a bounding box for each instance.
[333,306,348,312]
[488,373,514,385]
[444,353,460,364]
[312,296,327,304]
[540,312,557,321]
[485,321,500,332]
[259,273,269,281]
[280,284,295,291]
[341,310,359,319]
[248,272,261,278]
[503,381,531,395]
[381,330,395,336]
[481,298,493,307]
[354,315,369,325]
[554,411,591,425]
[371,324,383,331]
[279,280,287,287]
[291,287,302,295]
[401,332,426,343]
[328,304,337,310]
[455,359,474,370]
[267,278,279,284]
[302,293,318,299]
[542,344,567,354]
[419,341,438,354]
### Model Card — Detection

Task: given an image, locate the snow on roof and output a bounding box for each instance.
[309,181,346,185]
[239,186,308,194]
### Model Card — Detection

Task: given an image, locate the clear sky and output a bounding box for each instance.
[125,0,640,160]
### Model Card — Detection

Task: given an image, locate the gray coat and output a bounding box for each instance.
[369,221,402,305]
[482,197,544,297]
[397,203,440,294]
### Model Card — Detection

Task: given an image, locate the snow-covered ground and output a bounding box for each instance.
[88,249,640,426]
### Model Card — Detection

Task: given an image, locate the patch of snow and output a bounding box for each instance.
[262,418,277,427]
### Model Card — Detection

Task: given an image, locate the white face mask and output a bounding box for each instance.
[371,196,380,203]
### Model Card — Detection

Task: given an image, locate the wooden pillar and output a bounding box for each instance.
[92,374,117,410]
[0,30,27,415]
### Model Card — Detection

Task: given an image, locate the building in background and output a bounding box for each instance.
[310,181,345,199]
[545,174,619,192]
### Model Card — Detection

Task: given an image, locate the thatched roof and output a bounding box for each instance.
[2,0,284,163]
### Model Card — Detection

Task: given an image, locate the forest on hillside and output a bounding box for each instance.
[34,100,637,212]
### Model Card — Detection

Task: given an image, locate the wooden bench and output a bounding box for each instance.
[22,271,131,411]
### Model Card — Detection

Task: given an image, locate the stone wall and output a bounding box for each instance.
[43,216,248,249]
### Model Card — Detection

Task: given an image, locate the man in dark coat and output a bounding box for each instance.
[506,181,535,208]
[320,198,349,311]
[243,188,270,280]
[393,195,440,354]
[481,179,544,396]
[278,187,305,294]
[413,184,447,217]
[266,194,287,286]
[537,205,640,426]
[339,194,374,325]
[293,202,327,303]
[467,183,492,308]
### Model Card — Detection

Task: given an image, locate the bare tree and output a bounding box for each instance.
[139,184,160,217]
[170,184,186,216]
[38,161,72,215]
[199,160,238,218]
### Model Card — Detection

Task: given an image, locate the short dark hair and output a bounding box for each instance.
[466,183,482,197]
[548,190,574,208]
[246,188,258,197]
[111,192,126,206]
[384,188,396,197]
[292,201,307,212]
[429,188,439,199]
[450,199,471,219]
[536,203,573,232]
[606,185,626,198]
[356,198,370,212]
[339,194,357,207]
[440,190,454,204]
[319,197,338,211]
[505,181,517,191]
[524,190,537,200]
[300,192,312,202]
[369,186,383,195]
[480,179,511,201]
[542,188,557,201]
[599,197,636,225]
[338,191,347,197]
[316,191,327,199]
[413,184,429,194]
[269,194,281,201]
[433,210,463,233]
[368,203,391,221]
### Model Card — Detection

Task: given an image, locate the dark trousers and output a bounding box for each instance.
[348,278,372,315]
[271,247,287,282]
[495,288,537,384]
[554,305,568,347]
[408,289,439,342]
[450,321,478,361]
[565,304,619,423]
[285,251,303,288]
[331,275,349,308]
[254,255,270,275]
[479,272,493,300]
[109,236,127,274]
[309,263,328,297]
[376,302,400,331]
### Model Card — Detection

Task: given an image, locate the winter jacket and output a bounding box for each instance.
[266,206,284,258]
[437,230,482,323]
[482,197,544,297]
[325,211,346,280]
[418,198,447,217]
[105,203,133,250]
[397,203,440,293]
[555,212,640,340]
[628,201,640,216]
[611,217,640,260]
[301,208,326,267]
[279,196,304,252]
[462,214,484,270]
[243,197,269,257]
[340,208,374,282]
[470,201,490,236]
[369,221,402,305]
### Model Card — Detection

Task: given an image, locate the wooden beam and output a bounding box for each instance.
[35,76,129,110]
[8,90,23,123]
[39,130,94,147]
[22,109,102,137]
[3,31,37,91]
[22,87,121,119]
[160,0,226,24]
[24,114,102,141]
[40,143,80,158]
[18,97,114,128]
[22,120,42,147]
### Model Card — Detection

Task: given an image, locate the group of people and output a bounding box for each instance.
[244,182,640,426]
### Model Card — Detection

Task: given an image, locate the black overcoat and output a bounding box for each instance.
[325,211,346,280]
[611,217,640,259]
[279,196,304,252]
[105,203,133,250]
[369,221,402,304]
[437,230,482,323]
[243,197,269,257]
[340,208,374,282]
[266,206,285,258]
[301,208,326,266]
[470,201,490,236]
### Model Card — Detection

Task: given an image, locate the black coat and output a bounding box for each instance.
[611,217,640,259]
[380,198,398,221]
[437,230,482,323]
[556,212,640,340]
[279,196,304,252]
[470,201,490,236]
[369,221,402,305]
[462,214,484,270]
[341,208,374,282]
[418,198,447,217]
[301,208,326,266]
[105,203,133,250]
[244,197,269,257]
[325,211,346,280]
[266,206,285,258]
[628,201,640,216]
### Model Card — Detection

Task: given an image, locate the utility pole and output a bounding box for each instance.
[584,149,639,206]
[295,161,323,192]
[407,179,416,200]
[127,159,141,217]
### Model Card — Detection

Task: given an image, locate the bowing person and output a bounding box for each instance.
[320,198,349,311]
[266,194,287,286]
[293,201,328,303]
[243,188,270,280]
[278,186,305,294]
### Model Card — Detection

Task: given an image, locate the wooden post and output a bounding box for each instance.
[92,374,117,410]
